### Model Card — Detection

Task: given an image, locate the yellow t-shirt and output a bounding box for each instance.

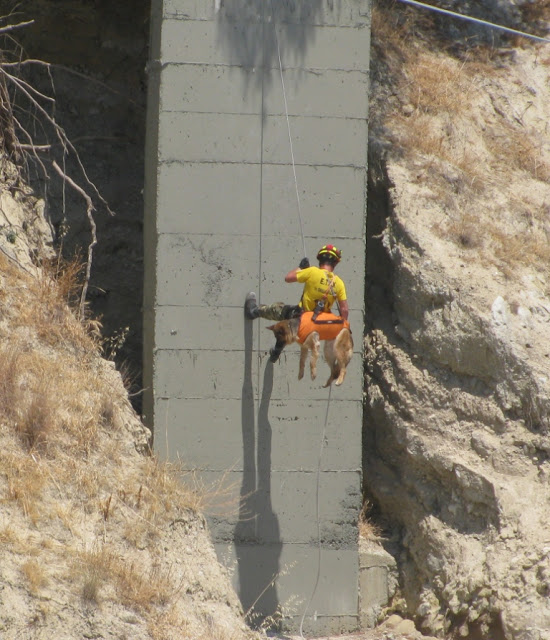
[296,267,347,312]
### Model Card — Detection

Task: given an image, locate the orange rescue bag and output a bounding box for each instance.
[297,311,350,344]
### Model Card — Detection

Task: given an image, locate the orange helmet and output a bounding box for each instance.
[316,244,342,264]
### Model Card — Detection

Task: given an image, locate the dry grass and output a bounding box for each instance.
[359,501,384,541]
[21,558,48,594]
[371,0,550,278]
[402,53,474,117]
[147,605,192,640]
[486,124,550,183]
[74,547,176,611]
[0,243,243,638]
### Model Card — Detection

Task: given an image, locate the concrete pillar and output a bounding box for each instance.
[143,0,370,634]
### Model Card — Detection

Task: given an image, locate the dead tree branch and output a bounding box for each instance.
[0,20,34,36]
[0,35,118,318]
[52,160,96,321]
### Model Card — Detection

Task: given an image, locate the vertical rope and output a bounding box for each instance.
[271,0,307,258]
[269,6,333,638]
[257,0,267,398]
[299,385,332,638]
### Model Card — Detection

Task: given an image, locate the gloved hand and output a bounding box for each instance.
[299,257,310,269]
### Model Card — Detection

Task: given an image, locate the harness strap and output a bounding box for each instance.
[312,317,345,325]
[312,271,341,320]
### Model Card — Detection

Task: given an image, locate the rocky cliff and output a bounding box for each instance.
[4,1,550,639]
[365,1,550,638]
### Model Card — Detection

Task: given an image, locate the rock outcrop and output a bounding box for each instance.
[365,3,550,637]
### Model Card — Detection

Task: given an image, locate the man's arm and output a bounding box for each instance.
[339,299,349,320]
[285,268,299,283]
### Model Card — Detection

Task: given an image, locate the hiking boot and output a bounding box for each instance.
[269,347,282,363]
[244,292,260,319]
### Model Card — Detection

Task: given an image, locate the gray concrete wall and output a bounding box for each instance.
[143,0,370,634]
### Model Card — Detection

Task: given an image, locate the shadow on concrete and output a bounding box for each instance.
[254,359,282,623]
[216,0,325,93]
[237,312,257,539]
[236,319,282,626]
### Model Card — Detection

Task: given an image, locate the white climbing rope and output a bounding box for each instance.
[298,384,331,639]
[270,4,332,637]
[271,0,307,259]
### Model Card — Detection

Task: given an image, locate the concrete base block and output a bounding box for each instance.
[359,538,398,628]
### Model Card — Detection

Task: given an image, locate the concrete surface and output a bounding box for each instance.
[143,0,370,633]
[359,540,398,629]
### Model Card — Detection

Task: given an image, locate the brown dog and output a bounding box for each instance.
[266,311,353,387]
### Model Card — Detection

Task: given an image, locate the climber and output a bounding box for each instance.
[245,244,349,362]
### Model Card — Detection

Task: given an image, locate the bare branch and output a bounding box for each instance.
[0,65,115,216]
[16,143,52,151]
[0,58,141,108]
[0,20,34,35]
[52,160,96,321]
[18,137,127,152]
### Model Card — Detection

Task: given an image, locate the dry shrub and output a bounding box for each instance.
[0,524,26,551]
[432,212,484,250]
[0,348,60,452]
[19,256,100,352]
[148,605,192,640]
[0,345,20,424]
[76,548,175,611]
[17,380,57,451]
[489,226,550,278]
[520,1,550,33]
[486,125,550,183]
[0,250,100,354]
[403,53,474,117]
[119,458,205,547]
[359,501,383,541]
[78,547,112,603]
[0,343,117,455]
[140,457,208,515]
[21,558,48,594]
[3,451,46,522]
[118,460,238,550]
[371,0,416,65]
[115,560,174,611]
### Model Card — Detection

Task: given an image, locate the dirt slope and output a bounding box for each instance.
[0,173,258,640]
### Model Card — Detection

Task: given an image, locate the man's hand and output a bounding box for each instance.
[299,257,310,269]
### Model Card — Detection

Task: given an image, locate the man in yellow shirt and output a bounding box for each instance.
[245,244,349,361]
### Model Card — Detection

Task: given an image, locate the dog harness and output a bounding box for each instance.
[296,311,350,344]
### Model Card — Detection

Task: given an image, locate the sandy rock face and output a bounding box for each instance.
[0,183,54,273]
[366,232,550,638]
[366,34,550,639]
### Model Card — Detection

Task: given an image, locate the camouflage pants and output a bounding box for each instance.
[257,303,302,321]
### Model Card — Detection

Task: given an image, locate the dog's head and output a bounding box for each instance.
[266,319,297,345]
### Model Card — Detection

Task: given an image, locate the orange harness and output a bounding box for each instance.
[297,311,350,344]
